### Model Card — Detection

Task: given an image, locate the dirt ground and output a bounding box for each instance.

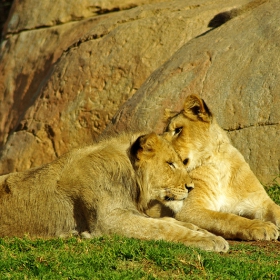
[229,240,280,254]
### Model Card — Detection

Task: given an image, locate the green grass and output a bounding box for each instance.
[266,180,280,205]
[0,236,279,280]
[0,182,279,280]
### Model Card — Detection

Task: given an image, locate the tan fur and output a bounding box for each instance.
[164,95,280,240]
[0,132,229,252]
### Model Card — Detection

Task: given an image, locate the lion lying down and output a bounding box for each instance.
[0,132,228,252]
[164,94,280,241]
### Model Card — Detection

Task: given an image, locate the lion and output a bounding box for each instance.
[163,94,280,241]
[0,131,229,252]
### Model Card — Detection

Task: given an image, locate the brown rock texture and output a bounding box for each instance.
[0,0,279,185]
[104,0,280,185]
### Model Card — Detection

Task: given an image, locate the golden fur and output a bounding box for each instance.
[164,95,280,240]
[0,132,229,252]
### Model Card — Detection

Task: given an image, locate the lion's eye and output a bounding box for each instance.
[167,162,176,169]
[174,127,183,135]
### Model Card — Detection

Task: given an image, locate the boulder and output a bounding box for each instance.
[0,0,248,173]
[1,0,164,146]
[4,0,166,33]
[104,0,280,185]
[1,0,278,185]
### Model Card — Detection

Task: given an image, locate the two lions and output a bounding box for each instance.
[2,94,277,250]
[0,132,228,252]
[164,94,280,241]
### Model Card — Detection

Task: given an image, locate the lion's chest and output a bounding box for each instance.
[190,160,238,211]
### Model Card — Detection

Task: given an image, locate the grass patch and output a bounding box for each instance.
[1,236,279,279]
[265,179,280,205]
[1,182,279,279]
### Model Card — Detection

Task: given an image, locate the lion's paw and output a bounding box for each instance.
[186,235,229,252]
[245,220,279,241]
[199,235,229,252]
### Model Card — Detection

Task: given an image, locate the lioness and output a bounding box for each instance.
[0,132,228,252]
[164,95,280,241]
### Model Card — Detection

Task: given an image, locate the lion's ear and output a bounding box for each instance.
[131,132,158,160]
[183,94,212,122]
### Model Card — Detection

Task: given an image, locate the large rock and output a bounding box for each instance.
[4,0,166,33]
[1,0,164,146]
[0,0,248,173]
[104,0,280,185]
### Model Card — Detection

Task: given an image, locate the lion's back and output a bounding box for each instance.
[0,132,140,237]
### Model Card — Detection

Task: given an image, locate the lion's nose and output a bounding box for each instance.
[185,184,194,193]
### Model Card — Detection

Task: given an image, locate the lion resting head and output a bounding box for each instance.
[163,94,280,242]
[163,94,227,171]
[0,130,229,252]
[130,133,193,214]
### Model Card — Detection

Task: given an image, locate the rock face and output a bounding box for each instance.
[0,0,279,185]
[104,0,280,185]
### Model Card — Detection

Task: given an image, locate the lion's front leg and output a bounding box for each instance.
[100,209,229,252]
[232,187,280,229]
[232,191,280,238]
[264,200,280,229]
[176,206,279,241]
[160,217,216,236]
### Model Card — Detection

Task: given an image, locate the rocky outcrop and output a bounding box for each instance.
[0,0,279,185]
[104,0,280,184]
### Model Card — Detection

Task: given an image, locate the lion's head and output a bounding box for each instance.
[130,132,194,214]
[163,95,229,171]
